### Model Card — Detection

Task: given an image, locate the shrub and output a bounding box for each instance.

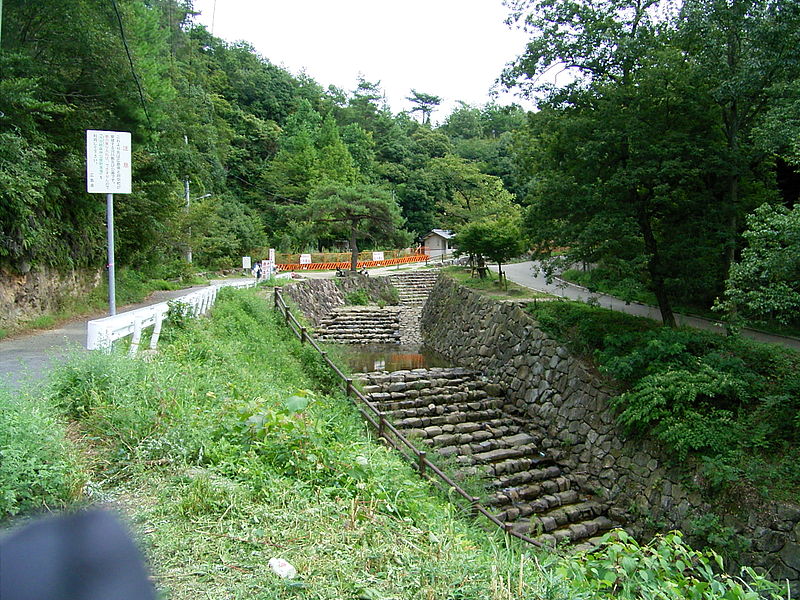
[344,289,370,305]
[558,529,782,599]
[0,389,86,516]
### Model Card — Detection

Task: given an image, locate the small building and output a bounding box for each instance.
[422,229,456,258]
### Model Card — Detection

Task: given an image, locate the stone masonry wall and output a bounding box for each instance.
[421,275,800,591]
[282,274,397,326]
[0,267,102,330]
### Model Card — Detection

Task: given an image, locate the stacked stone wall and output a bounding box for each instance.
[282,275,396,326]
[420,275,800,591]
[0,267,102,329]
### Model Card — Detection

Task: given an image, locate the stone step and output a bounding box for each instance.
[392,408,510,430]
[361,368,478,384]
[487,465,564,490]
[431,431,537,456]
[379,398,506,421]
[478,453,556,477]
[489,480,576,510]
[318,320,399,327]
[524,515,615,546]
[375,395,496,413]
[403,422,523,445]
[318,327,399,335]
[363,377,489,394]
[454,443,545,466]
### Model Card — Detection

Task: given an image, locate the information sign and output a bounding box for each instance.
[269,248,275,262]
[299,254,312,265]
[242,256,251,270]
[372,251,385,261]
[86,130,132,194]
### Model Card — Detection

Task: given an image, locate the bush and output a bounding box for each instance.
[344,289,370,305]
[558,529,782,599]
[0,389,85,516]
[526,300,656,357]
[526,299,800,500]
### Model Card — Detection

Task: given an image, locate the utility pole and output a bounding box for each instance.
[184,135,192,264]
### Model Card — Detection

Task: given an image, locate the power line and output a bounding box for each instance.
[109,0,153,132]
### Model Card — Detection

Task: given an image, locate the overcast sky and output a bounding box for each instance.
[190,0,533,121]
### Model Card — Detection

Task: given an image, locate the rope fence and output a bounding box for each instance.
[273,288,543,548]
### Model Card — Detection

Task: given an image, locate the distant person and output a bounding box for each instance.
[254,263,262,280]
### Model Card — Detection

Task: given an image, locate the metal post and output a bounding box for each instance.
[184,135,192,264]
[106,193,116,315]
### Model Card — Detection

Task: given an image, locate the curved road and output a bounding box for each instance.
[0,279,251,392]
[493,261,800,351]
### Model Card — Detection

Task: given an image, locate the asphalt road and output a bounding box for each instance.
[0,279,248,393]
[492,261,800,351]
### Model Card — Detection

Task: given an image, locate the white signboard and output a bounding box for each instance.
[299,254,312,265]
[269,248,275,262]
[372,251,385,261]
[86,130,132,194]
[242,256,251,270]
[262,259,275,278]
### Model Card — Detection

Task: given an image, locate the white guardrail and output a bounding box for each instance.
[86,280,257,353]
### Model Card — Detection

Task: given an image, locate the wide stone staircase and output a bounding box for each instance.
[315,306,401,344]
[389,271,440,305]
[359,367,616,547]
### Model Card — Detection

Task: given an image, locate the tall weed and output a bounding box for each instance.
[0,388,85,517]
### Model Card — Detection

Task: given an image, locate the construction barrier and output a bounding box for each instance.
[277,254,429,271]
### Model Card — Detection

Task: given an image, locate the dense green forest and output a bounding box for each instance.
[1,0,798,328]
[504,0,800,328]
[0,0,523,277]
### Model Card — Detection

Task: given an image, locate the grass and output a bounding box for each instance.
[0,288,787,599]
[443,266,551,302]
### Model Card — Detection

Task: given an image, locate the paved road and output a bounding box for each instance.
[492,261,800,351]
[0,279,251,393]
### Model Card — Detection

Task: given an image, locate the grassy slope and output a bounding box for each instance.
[0,289,785,599]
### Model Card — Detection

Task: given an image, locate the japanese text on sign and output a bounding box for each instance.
[86,130,132,194]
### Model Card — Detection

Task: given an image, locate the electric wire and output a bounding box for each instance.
[109,0,154,132]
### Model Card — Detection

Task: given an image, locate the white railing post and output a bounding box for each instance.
[129,317,142,356]
[150,312,164,349]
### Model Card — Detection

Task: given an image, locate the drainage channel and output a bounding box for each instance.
[335,343,451,373]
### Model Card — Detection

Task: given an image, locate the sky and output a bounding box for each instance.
[189,0,533,122]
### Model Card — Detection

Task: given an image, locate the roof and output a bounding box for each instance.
[423,229,456,240]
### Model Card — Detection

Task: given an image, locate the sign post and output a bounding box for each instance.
[86,130,132,316]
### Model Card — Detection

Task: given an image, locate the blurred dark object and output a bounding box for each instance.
[0,509,156,600]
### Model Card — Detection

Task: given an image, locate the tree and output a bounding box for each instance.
[406,89,442,124]
[678,0,800,274]
[455,216,527,284]
[715,203,800,327]
[427,155,519,229]
[306,184,406,270]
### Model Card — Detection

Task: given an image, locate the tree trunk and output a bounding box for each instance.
[350,226,358,271]
[636,202,676,327]
[477,254,486,278]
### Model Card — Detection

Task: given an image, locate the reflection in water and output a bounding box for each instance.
[336,344,451,373]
